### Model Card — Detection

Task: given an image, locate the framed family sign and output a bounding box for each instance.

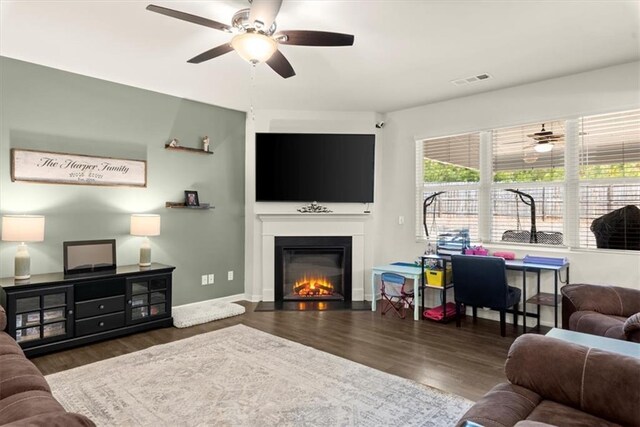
[11,149,147,187]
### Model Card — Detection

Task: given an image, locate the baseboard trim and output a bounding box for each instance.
[172,293,246,309]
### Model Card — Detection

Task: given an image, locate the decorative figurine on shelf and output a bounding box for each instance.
[203,136,210,152]
[297,201,333,213]
[169,138,180,147]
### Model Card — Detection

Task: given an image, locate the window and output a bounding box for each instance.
[415,109,639,251]
[416,133,480,241]
[492,121,565,245]
[578,109,640,250]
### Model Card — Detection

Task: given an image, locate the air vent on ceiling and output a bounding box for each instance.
[451,73,492,86]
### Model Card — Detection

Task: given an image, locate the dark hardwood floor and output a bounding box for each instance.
[31,302,529,401]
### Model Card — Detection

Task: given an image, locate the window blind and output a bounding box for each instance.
[493,121,565,182]
[417,133,480,241]
[578,109,640,249]
[491,121,566,245]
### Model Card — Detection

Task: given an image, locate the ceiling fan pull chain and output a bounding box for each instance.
[250,64,257,121]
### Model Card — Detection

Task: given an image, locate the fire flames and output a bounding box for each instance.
[293,275,334,297]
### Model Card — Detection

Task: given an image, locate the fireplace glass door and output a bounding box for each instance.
[282,249,345,301]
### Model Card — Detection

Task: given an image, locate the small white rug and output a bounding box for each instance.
[46,325,472,426]
[171,300,245,328]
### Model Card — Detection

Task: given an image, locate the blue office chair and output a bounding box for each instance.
[380,272,414,319]
[451,255,521,337]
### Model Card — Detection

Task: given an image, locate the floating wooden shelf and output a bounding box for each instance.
[165,202,214,210]
[164,144,213,155]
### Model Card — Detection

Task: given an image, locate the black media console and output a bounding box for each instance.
[0,263,175,357]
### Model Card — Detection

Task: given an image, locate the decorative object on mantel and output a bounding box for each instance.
[203,136,210,152]
[297,201,333,213]
[11,149,146,187]
[1,215,45,280]
[168,138,179,147]
[130,214,161,267]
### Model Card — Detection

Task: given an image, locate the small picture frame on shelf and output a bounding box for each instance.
[184,190,199,207]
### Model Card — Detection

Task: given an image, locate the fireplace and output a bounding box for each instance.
[275,236,352,303]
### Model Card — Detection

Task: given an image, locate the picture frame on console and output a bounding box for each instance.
[184,190,199,207]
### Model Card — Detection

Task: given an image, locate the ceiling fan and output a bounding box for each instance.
[146,0,355,79]
[527,124,564,153]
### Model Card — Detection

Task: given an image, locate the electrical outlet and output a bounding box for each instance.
[227,271,234,281]
[201,275,207,285]
[398,216,405,225]
[208,274,215,284]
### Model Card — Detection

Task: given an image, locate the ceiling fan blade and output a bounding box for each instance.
[266,50,295,79]
[188,43,234,64]
[249,0,282,31]
[146,4,232,33]
[275,30,354,46]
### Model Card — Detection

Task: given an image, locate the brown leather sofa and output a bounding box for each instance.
[0,306,94,426]
[562,283,640,342]
[456,334,640,427]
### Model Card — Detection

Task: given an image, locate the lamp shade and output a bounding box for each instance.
[130,214,161,237]
[1,215,45,242]
[534,142,554,153]
[231,32,278,63]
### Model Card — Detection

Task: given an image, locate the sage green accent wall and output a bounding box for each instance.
[0,57,246,305]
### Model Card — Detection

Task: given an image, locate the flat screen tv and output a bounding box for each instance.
[63,239,116,277]
[256,133,375,203]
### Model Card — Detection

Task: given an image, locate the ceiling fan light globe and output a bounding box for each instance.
[534,142,554,153]
[231,32,277,63]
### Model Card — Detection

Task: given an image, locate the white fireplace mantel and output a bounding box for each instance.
[259,214,370,302]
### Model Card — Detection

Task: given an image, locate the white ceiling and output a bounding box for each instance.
[1,1,639,113]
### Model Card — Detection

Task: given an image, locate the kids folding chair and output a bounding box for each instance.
[380,272,414,319]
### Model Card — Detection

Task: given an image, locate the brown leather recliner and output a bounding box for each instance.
[561,283,640,342]
[457,334,640,427]
[0,305,95,426]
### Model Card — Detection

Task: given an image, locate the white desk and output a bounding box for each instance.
[371,264,422,320]
[546,328,640,358]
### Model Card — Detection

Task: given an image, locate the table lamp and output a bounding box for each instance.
[130,214,160,267]
[1,215,45,279]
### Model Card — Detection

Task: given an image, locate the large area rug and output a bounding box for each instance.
[46,325,472,426]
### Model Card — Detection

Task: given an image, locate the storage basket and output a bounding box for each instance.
[425,266,453,287]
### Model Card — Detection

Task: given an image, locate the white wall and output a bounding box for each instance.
[244,109,382,301]
[377,61,640,325]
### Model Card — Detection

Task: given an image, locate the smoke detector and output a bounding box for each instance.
[451,73,492,86]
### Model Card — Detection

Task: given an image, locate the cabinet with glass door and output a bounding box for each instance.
[126,274,171,324]
[7,285,74,347]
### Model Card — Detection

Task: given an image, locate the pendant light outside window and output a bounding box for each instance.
[534,142,554,153]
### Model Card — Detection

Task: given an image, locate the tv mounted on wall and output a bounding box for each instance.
[255,133,375,203]
[63,239,117,278]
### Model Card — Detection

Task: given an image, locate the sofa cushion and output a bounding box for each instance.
[0,332,24,357]
[455,383,542,427]
[569,311,627,340]
[0,305,6,331]
[0,390,65,425]
[514,422,557,427]
[2,411,94,427]
[0,354,51,399]
[526,400,621,427]
[562,284,640,317]
[506,334,640,427]
[623,312,640,342]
